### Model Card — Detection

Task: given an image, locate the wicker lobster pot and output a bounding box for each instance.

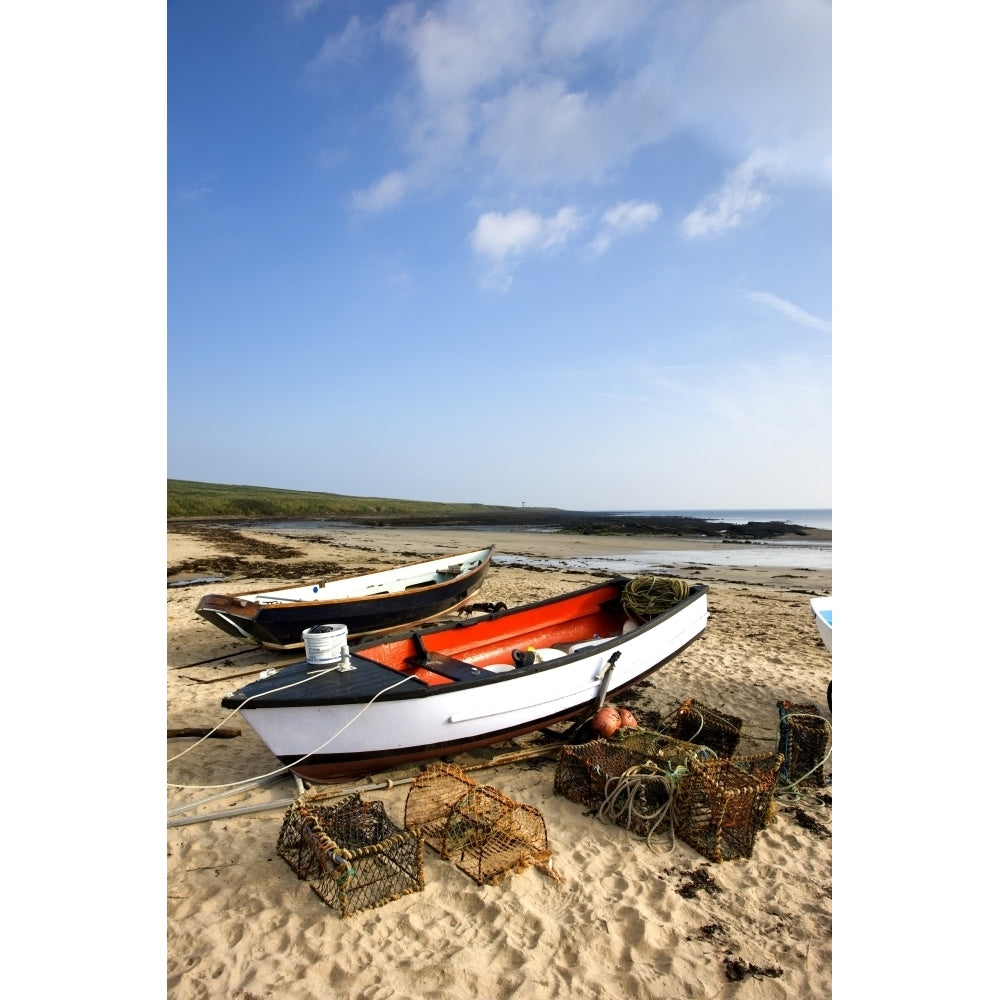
[405,763,558,886]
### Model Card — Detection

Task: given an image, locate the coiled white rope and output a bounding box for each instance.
[597,762,688,850]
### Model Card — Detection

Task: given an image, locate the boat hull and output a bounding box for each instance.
[221,578,709,782]
[810,597,832,653]
[195,547,493,650]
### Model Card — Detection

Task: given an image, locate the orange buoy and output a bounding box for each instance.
[617,708,639,729]
[593,706,622,738]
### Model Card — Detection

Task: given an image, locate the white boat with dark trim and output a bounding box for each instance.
[221,576,709,782]
[195,546,494,650]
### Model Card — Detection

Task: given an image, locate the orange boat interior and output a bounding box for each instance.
[359,583,630,686]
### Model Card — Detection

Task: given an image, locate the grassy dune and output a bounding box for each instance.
[167,479,550,521]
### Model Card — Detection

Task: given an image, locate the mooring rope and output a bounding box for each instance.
[166,672,414,791]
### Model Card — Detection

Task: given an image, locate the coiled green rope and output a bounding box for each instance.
[621,576,691,620]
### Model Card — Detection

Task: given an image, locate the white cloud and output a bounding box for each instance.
[589,199,661,254]
[351,171,410,213]
[680,154,771,239]
[344,0,829,238]
[470,205,584,290]
[305,16,367,74]
[352,0,679,209]
[479,77,672,187]
[287,0,327,21]
[541,0,662,56]
[675,0,831,181]
[746,291,831,333]
[603,200,661,233]
[387,0,535,102]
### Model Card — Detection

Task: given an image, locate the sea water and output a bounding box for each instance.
[230,508,832,573]
[493,543,830,574]
[486,507,833,572]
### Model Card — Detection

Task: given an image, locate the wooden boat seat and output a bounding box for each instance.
[404,650,483,682]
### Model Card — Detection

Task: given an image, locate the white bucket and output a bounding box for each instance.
[303,624,349,665]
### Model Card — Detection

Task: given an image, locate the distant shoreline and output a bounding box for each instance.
[168,510,831,543]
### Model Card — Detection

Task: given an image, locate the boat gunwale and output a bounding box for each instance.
[200,545,495,609]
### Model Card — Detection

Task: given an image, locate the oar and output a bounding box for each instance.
[166,743,566,828]
[167,727,242,739]
[179,655,303,684]
[170,647,262,670]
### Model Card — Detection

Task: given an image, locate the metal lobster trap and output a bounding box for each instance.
[776,701,831,789]
[672,753,784,862]
[664,698,744,757]
[276,792,425,917]
[554,737,705,840]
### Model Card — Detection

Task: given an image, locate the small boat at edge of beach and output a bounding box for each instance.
[809,596,832,653]
[220,576,709,782]
[195,546,494,651]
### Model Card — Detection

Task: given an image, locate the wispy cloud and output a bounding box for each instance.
[351,171,410,213]
[589,199,661,255]
[680,154,771,239]
[470,205,584,291]
[642,355,832,444]
[305,15,367,73]
[746,291,831,333]
[286,0,327,22]
[172,174,216,207]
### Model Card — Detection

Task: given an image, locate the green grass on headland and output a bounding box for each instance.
[167,479,555,521]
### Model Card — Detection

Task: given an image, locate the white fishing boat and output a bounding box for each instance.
[195,546,494,650]
[221,576,709,782]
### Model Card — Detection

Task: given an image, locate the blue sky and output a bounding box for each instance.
[167,0,832,510]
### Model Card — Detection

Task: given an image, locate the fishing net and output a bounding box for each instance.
[672,753,784,862]
[404,763,561,886]
[275,793,425,917]
[664,698,744,757]
[776,701,831,790]
[620,575,691,623]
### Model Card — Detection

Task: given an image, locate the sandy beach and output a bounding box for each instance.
[167,523,833,1000]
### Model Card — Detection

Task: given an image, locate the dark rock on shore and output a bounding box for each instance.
[169,510,826,542]
[340,510,821,540]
